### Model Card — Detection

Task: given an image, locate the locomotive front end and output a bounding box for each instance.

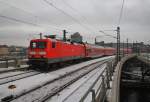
[28,39,48,68]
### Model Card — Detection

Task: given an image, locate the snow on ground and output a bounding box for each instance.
[0,59,28,64]
[47,63,107,102]
[0,60,16,64]
[0,71,30,79]
[0,61,6,64]
[0,71,40,85]
[12,64,104,102]
[0,65,28,72]
[0,56,114,100]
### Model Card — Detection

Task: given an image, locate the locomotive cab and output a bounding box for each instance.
[29,40,48,58]
[28,39,50,69]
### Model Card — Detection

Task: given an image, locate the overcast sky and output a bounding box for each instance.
[0,0,150,46]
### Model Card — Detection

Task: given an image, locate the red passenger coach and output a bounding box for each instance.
[104,47,116,56]
[85,44,105,58]
[28,38,85,69]
[123,48,132,54]
[120,48,132,54]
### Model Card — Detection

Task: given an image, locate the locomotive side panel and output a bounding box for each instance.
[55,42,85,61]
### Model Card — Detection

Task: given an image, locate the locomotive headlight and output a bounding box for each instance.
[39,51,46,55]
[29,51,36,55]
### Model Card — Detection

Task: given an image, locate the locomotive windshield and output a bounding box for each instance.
[30,41,46,49]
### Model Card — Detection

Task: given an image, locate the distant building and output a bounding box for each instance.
[0,45,9,56]
[71,32,83,43]
[9,46,27,56]
[0,45,27,57]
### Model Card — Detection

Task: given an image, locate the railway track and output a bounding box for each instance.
[1,59,109,102]
[0,66,28,74]
[0,70,41,85]
[48,62,107,102]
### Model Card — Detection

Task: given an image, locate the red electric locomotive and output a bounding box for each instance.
[28,38,86,69]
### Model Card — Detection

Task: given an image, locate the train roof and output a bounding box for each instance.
[30,38,83,45]
[85,43,104,48]
[85,43,115,49]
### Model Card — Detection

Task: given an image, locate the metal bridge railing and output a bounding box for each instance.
[79,61,114,102]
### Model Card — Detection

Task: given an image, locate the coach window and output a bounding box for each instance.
[52,41,56,48]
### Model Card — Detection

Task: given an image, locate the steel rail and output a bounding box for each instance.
[0,67,28,74]
[0,70,35,79]
[0,71,41,85]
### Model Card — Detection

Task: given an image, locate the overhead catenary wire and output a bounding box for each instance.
[0,0,94,40]
[1,0,107,38]
[0,1,63,31]
[43,0,94,33]
[97,0,126,42]
[61,0,97,32]
[118,0,125,26]
[0,1,38,20]
[0,14,64,32]
[99,30,117,39]
[0,14,38,26]
[62,0,115,37]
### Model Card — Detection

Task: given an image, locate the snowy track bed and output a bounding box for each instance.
[11,61,108,102]
[0,56,114,102]
[47,63,107,102]
[0,65,28,74]
[0,70,41,85]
